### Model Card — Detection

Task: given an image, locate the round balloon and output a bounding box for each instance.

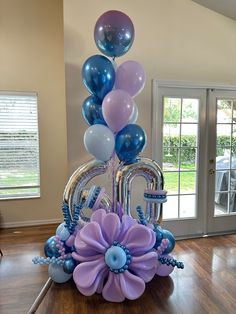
[84,124,115,161]
[94,10,135,57]
[162,229,176,254]
[82,55,115,100]
[156,255,174,277]
[63,257,77,274]
[115,60,146,98]
[56,223,70,241]
[48,264,72,283]
[154,225,164,249]
[44,236,60,258]
[82,95,106,126]
[102,90,134,133]
[129,102,138,124]
[115,124,147,164]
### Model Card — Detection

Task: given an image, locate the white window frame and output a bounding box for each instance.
[0,91,40,200]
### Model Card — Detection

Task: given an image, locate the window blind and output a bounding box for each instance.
[0,92,40,199]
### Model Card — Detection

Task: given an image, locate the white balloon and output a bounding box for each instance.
[48,264,72,283]
[84,125,115,161]
[129,103,138,124]
[56,222,70,241]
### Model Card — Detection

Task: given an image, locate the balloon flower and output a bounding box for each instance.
[72,209,157,302]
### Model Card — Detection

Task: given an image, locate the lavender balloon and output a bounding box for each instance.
[156,255,174,277]
[102,90,134,133]
[94,10,135,57]
[115,61,146,98]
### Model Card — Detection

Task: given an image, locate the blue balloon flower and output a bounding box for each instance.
[82,55,115,100]
[82,95,106,126]
[115,124,146,164]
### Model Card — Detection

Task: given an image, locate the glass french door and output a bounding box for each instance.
[154,86,207,237]
[207,90,236,234]
[153,84,236,238]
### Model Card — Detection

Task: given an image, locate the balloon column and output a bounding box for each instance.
[32,10,184,303]
[82,10,146,164]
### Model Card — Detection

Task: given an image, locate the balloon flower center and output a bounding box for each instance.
[105,241,131,274]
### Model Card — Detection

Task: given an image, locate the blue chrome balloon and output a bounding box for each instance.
[82,95,106,126]
[153,225,164,249]
[94,10,135,57]
[63,257,77,274]
[44,236,60,258]
[82,55,115,100]
[115,124,146,164]
[162,229,176,254]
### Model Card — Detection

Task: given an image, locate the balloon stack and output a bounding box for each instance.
[33,10,184,302]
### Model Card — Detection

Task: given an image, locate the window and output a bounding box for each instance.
[162,96,199,219]
[0,92,40,199]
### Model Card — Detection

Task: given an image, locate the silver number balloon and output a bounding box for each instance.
[116,157,164,224]
[63,159,111,221]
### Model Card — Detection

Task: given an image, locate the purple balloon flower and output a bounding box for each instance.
[72,209,157,302]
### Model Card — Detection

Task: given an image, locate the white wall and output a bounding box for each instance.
[64,0,236,179]
[0,0,68,226]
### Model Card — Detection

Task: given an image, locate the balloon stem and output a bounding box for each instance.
[111,152,116,212]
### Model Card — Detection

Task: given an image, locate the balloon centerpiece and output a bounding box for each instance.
[32,10,184,303]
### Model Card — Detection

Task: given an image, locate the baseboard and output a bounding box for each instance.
[0,218,62,229]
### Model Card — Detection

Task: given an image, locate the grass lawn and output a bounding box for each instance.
[163,164,196,194]
[0,170,39,197]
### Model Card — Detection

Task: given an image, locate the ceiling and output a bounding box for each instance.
[192,0,236,21]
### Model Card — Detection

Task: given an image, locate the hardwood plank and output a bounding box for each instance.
[0,225,236,314]
[0,224,57,314]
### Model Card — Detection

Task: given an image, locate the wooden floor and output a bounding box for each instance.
[0,225,236,314]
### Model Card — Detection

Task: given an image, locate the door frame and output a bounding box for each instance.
[207,89,236,235]
[152,80,236,238]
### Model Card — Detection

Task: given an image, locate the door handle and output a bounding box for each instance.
[209,169,215,175]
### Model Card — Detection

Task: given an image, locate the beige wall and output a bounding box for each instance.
[0,0,68,226]
[63,0,236,208]
[64,0,236,173]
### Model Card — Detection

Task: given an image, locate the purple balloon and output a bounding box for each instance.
[102,90,134,133]
[115,61,146,98]
[156,255,174,277]
[94,10,135,58]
